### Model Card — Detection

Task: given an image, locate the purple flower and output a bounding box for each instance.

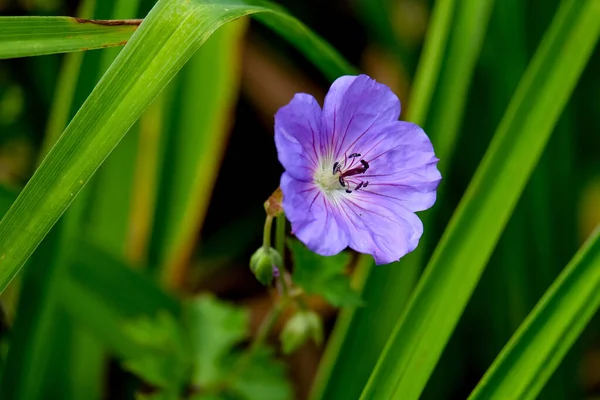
[274,75,441,265]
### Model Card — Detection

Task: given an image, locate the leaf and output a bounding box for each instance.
[229,346,293,400]
[0,0,355,295]
[57,242,181,363]
[184,295,249,387]
[360,1,600,399]
[121,311,190,390]
[0,17,138,59]
[288,239,361,307]
[468,228,600,400]
[280,310,323,354]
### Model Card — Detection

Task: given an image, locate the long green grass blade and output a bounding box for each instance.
[0,17,139,59]
[0,0,354,295]
[469,227,600,400]
[149,19,247,289]
[0,2,104,397]
[360,1,600,399]
[407,0,456,126]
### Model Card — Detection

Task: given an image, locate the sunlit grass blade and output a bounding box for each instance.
[148,19,247,289]
[0,1,104,397]
[0,0,354,295]
[0,16,139,59]
[469,227,600,400]
[85,0,147,261]
[360,1,600,399]
[407,0,457,127]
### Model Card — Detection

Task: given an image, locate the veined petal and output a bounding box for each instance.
[322,75,401,160]
[275,93,324,181]
[338,194,423,265]
[358,121,441,212]
[280,173,349,255]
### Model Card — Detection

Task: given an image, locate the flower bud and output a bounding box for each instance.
[280,310,323,354]
[250,247,282,285]
[264,187,284,217]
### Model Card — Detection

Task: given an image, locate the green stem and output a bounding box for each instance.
[262,215,273,249]
[275,215,286,269]
[278,269,290,298]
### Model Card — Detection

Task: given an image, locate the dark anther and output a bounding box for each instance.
[355,182,364,191]
[360,159,370,170]
[346,189,352,193]
[332,161,339,175]
[363,181,369,187]
[349,153,361,158]
[339,177,346,187]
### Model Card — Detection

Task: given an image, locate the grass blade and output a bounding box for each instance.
[360,1,600,398]
[148,19,247,289]
[0,17,139,59]
[0,0,354,295]
[469,227,600,400]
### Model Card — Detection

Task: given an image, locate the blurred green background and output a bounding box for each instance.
[0,0,599,399]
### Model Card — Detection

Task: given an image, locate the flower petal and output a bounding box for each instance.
[321,75,401,160]
[337,194,424,265]
[358,121,441,212]
[275,93,324,181]
[280,173,349,256]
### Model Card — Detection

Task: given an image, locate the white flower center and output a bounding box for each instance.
[313,153,370,195]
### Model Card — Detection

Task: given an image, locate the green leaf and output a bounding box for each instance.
[57,242,180,362]
[185,295,249,387]
[122,311,190,390]
[469,228,600,400]
[289,240,360,307]
[360,1,600,399]
[0,17,138,59]
[280,310,323,354]
[0,0,354,295]
[229,346,293,400]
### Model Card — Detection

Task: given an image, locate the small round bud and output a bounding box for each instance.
[250,247,282,285]
[280,310,323,354]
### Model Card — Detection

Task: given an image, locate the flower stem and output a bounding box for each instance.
[275,215,286,269]
[262,215,273,249]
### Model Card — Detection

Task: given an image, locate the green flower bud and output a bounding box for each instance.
[280,310,323,354]
[250,247,282,285]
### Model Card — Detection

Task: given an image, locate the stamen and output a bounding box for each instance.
[326,156,371,192]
